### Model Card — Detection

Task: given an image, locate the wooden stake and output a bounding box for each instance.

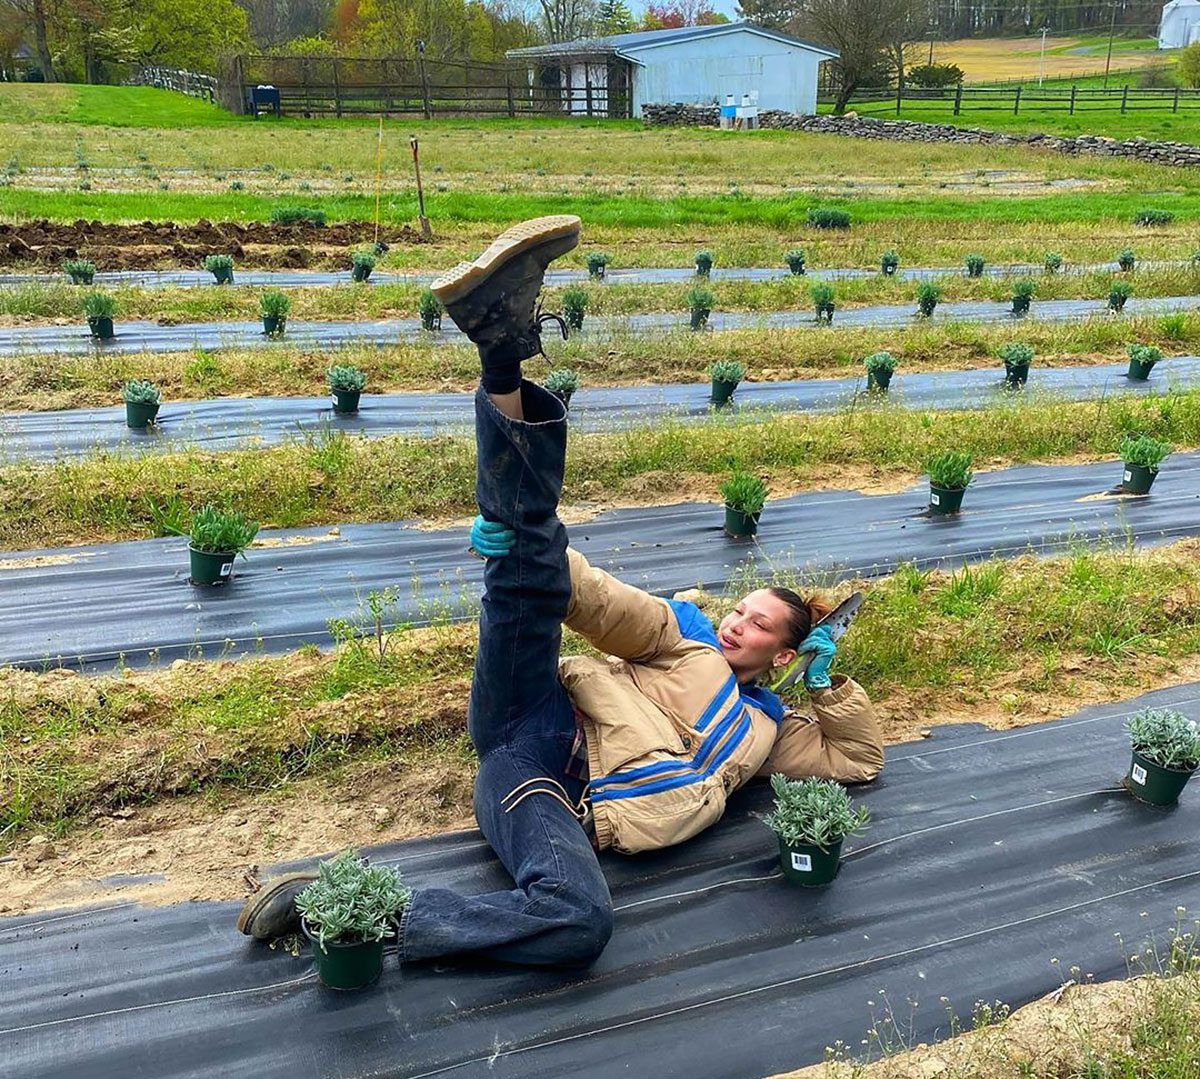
[410,135,432,239]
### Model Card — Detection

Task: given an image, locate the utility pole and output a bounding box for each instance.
[1103,2,1118,89]
[1038,26,1049,86]
[928,28,935,66]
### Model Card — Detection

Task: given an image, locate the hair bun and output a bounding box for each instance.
[806,596,836,624]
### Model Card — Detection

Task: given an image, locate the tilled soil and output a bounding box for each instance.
[0,218,429,270]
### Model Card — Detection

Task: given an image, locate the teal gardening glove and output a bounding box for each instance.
[470,515,516,559]
[797,625,835,691]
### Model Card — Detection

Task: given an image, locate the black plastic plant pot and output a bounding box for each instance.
[929,483,966,515]
[1121,462,1158,495]
[550,389,573,410]
[690,310,710,330]
[710,377,737,407]
[866,368,892,393]
[189,545,236,586]
[351,265,372,283]
[1127,358,1156,381]
[125,401,159,429]
[695,260,712,277]
[1004,362,1030,389]
[819,304,835,323]
[262,315,285,336]
[1126,749,1195,807]
[87,316,114,339]
[1011,298,1030,316]
[778,836,842,886]
[211,268,234,285]
[724,505,759,538]
[70,271,94,285]
[303,920,385,991]
[332,389,362,414]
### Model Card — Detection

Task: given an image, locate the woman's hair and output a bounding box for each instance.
[766,587,835,650]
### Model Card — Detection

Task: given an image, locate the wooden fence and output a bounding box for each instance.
[126,66,219,103]
[228,55,632,119]
[822,83,1200,116]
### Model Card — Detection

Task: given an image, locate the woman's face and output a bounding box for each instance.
[716,589,797,682]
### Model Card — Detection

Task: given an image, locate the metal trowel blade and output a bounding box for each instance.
[770,590,864,694]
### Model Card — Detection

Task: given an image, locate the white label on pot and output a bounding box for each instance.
[930,493,940,506]
[790,852,812,872]
[220,562,233,577]
[1131,763,1147,786]
[1124,470,1132,483]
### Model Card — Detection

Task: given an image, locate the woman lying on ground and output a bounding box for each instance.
[238,216,884,967]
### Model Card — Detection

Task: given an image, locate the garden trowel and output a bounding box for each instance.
[770,590,864,694]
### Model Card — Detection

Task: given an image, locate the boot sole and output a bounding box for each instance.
[431,215,581,305]
[235,871,316,938]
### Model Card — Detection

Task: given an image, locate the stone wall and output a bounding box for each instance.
[640,103,1200,168]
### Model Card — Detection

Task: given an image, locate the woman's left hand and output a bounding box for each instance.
[796,626,835,691]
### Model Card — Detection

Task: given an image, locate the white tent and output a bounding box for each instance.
[1159,0,1200,48]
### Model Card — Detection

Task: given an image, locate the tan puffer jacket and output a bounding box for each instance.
[561,549,884,854]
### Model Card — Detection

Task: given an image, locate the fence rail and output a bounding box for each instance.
[126,66,218,103]
[229,54,631,118]
[818,83,1200,116]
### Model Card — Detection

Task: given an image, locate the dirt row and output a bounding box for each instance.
[0,218,429,270]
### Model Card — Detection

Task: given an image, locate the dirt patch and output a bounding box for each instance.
[0,218,429,270]
[0,552,93,571]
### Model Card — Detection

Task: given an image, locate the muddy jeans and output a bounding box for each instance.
[396,382,614,968]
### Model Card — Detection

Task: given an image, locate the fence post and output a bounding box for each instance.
[1174,86,1181,113]
[506,67,515,117]
[1013,85,1021,115]
[332,57,342,118]
[953,82,962,116]
[418,51,432,120]
[586,70,593,117]
[895,79,902,115]
[1121,85,1128,114]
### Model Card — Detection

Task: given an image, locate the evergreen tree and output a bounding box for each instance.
[596,0,633,33]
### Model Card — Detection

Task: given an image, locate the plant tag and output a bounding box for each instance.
[790,851,812,872]
[220,562,233,577]
[1123,470,1132,483]
[930,492,940,506]
[1131,763,1147,786]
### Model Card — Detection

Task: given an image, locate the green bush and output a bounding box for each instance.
[998,342,1034,367]
[1108,280,1134,312]
[686,286,714,328]
[544,367,579,394]
[694,249,714,276]
[295,849,411,949]
[810,281,835,320]
[863,351,895,374]
[259,290,290,318]
[326,363,367,392]
[270,206,326,227]
[1119,433,1173,470]
[561,286,588,330]
[586,252,612,278]
[82,290,115,318]
[709,359,746,384]
[418,289,442,331]
[916,281,941,317]
[927,450,973,490]
[1043,252,1063,273]
[189,503,259,556]
[1180,41,1200,88]
[121,379,161,405]
[764,775,869,851]
[719,469,767,516]
[1118,247,1136,271]
[1133,209,1174,227]
[880,250,899,276]
[1125,708,1200,770]
[908,62,964,88]
[806,207,851,230]
[1128,343,1163,369]
[62,258,95,284]
[229,180,244,191]
[965,254,985,278]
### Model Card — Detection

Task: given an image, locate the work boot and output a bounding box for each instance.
[236,871,317,940]
[431,215,580,395]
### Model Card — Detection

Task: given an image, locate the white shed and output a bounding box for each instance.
[507,22,838,119]
[1159,0,1200,48]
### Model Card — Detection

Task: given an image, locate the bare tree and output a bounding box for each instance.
[537,0,594,41]
[800,0,924,113]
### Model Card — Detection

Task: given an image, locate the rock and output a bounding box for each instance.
[372,805,394,826]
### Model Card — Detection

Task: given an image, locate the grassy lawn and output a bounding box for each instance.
[0,387,1194,548]
[932,34,1170,82]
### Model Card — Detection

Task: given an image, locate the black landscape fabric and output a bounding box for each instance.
[2,453,1199,670]
[0,295,1196,356]
[1,684,1198,1079]
[3,359,1199,461]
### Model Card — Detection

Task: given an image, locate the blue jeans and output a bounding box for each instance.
[397,382,614,968]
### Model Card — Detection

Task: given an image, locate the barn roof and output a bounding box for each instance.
[507,22,839,61]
